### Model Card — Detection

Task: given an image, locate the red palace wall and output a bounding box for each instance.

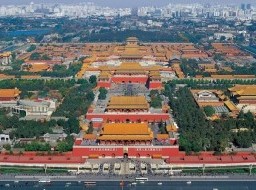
[0,97,14,101]
[128,147,180,157]
[97,81,111,88]
[149,81,162,89]
[239,100,256,104]
[111,76,148,84]
[86,113,170,123]
[73,146,124,157]
[72,145,179,158]
[92,122,102,128]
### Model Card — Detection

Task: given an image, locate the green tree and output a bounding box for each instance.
[41,54,51,60]
[89,75,97,85]
[233,131,252,148]
[56,136,74,152]
[27,44,36,52]
[98,87,108,100]
[220,36,226,41]
[86,91,95,102]
[150,90,162,108]
[203,106,215,117]
[3,144,11,151]
[30,52,41,60]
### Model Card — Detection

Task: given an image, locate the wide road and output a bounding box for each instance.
[1,174,256,182]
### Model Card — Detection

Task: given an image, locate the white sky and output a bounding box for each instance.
[0,0,255,7]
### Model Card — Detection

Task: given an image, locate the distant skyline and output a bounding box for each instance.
[0,0,255,8]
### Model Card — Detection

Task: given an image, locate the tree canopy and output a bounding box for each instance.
[204,106,215,117]
[164,82,256,153]
[98,87,108,100]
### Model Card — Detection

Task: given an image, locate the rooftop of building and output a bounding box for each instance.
[126,37,139,42]
[18,100,51,107]
[101,123,151,135]
[98,123,154,141]
[107,96,149,109]
[0,52,11,57]
[229,85,256,96]
[224,100,239,112]
[117,62,144,70]
[23,63,50,72]
[0,88,21,98]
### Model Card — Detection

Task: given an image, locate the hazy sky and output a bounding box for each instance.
[0,0,255,7]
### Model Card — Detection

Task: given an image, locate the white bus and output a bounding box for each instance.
[135,177,148,182]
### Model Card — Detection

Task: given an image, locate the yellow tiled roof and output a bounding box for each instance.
[229,85,256,96]
[117,62,143,70]
[83,134,97,140]
[156,134,169,139]
[107,96,149,109]
[98,135,153,141]
[224,100,239,112]
[25,63,50,72]
[102,123,150,134]
[99,71,111,78]
[0,52,11,57]
[0,88,21,98]
[98,123,153,140]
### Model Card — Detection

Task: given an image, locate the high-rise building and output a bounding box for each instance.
[246,4,251,10]
[241,3,246,10]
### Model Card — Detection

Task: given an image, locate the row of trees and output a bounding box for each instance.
[81,30,184,42]
[164,83,256,153]
[30,52,51,60]
[40,63,82,78]
[0,113,53,138]
[13,135,74,152]
[24,141,51,151]
[0,79,76,92]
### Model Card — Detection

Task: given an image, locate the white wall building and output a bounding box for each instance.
[12,99,56,117]
[214,33,234,40]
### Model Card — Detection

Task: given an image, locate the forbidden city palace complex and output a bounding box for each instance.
[73,37,179,159]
